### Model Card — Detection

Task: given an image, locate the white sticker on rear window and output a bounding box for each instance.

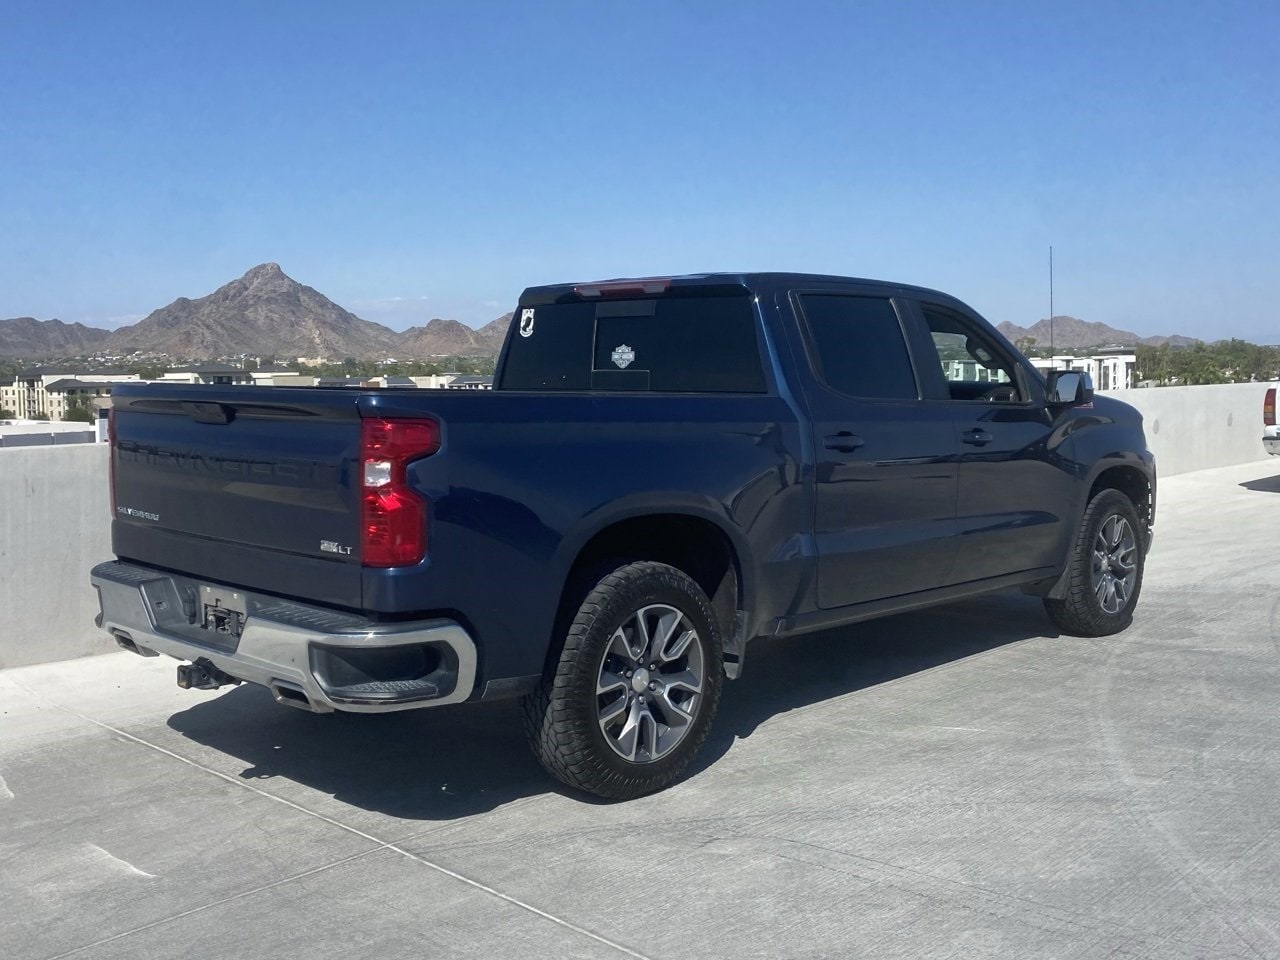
[611,344,636,369]
[519,308,535,337]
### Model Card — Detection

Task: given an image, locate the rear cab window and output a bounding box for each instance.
[498,292,766,393]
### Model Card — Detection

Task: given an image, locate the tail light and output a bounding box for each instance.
[360,417,440,567]
[574,278,672,298]
[108,406,117,516]
[1266,387,1277,427]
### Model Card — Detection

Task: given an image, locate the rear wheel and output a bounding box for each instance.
[522,561,723,800]
[1045,488,1144,636]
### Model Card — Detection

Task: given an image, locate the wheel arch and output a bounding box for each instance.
[1038,458,1154,601]
[1085,461,1155,549]
[550,500,752,678]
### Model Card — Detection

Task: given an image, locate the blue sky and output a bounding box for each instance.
[2,0,1277,341]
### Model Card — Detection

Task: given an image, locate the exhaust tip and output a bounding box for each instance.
[270,680,318,712]
[111,630,158,657]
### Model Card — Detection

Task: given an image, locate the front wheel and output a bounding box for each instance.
[1044,488,1145,637]
[522,561,724,800]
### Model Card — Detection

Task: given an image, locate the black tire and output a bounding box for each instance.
[521,561,724,800]
[1044,488,1145,637]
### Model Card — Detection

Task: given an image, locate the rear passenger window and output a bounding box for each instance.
[798,295,918,400]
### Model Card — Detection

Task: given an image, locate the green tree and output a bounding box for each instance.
[1135,343,1173,385]
[1219,339,1280,381]
[64,394,96,423]
[1172,342,1227,385]
[128,362,169,380]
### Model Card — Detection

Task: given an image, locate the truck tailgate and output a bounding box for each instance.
[110,388,365,609]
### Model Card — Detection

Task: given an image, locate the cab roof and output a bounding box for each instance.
[519,272,960,306]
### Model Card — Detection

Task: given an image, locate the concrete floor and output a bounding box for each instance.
[2,459,1278,960]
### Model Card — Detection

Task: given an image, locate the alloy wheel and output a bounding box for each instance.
[595,603,706,763]
[1091,514,1137,614]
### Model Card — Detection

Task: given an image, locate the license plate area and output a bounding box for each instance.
[200,586,247,640]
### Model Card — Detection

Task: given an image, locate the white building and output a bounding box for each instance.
[406,374,494,390]
[160,365,255,386]
[250,366,307,386]
[409,374,456,389]
[43,378,118,421]
[1030,351,1137,392]
[445,375,493,390]
[942,360,1011,384]
[0,368,140,421]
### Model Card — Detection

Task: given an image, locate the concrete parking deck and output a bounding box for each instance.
[2,459,1277,960]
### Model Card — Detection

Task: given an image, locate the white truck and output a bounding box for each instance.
[1266,386,1279,456]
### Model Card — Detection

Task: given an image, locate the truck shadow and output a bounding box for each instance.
[167,686,543,821]
[1239,473,1280,493]
[691,590,1056,777]
[166,590,1054,820]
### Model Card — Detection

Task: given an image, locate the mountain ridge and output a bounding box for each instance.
[398,313,512,357]
[0,316,112,358]
[0,264,512,361]
[2,267,1204,361]
[996,316,1201,350]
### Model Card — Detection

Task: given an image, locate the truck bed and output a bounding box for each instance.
[108,381,805,683]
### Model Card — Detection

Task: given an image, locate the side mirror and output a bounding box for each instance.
[1046,370,1094,406]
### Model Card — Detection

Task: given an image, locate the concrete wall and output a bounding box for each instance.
[1102,381,1274,478]
[0,444,116,668]
[0,429,98,447]
[0,383,1273,669]
[1,420,103,447]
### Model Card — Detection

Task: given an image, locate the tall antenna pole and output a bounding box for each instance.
[1049,245,1055,356]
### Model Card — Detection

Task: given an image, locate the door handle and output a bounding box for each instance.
[961,429,993,446]
[823,431,865,452]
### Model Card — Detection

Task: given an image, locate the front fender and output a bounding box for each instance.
[1040,400,1155,599]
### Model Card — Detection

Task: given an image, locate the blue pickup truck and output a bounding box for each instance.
[92,273,1156,799]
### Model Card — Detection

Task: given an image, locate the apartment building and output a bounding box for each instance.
[445,375,493,389]
[159,364,255,386]
[0,368,140,421]
[1030,351,1138,391]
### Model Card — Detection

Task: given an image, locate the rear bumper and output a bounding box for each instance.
[90,560,477,713]
[1265,435,1279,456]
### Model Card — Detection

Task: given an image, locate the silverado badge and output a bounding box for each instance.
[611,344,636,369]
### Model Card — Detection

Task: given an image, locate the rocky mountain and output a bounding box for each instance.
[476,312,512,352]
[997,316,1201,350]
[104,263,403,360]
[0,317,111,358]
[396,312,512,358]
[399,318,490,358]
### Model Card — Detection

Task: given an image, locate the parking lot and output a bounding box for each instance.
[2,458,1277,960]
